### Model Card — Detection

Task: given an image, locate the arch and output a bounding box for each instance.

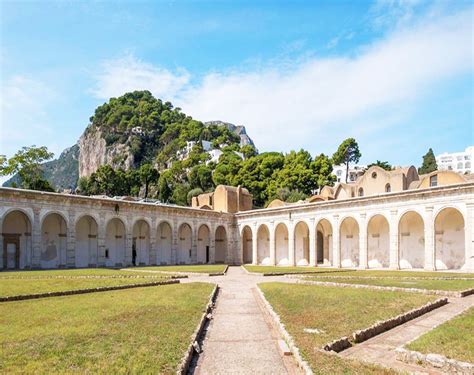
[41,212,67,268]
[197,224,210,264]
[105,218,126,267]
[340,217,359,268]
[316,218,333,265]
[215,226,227,264]
[435,207,465,270]
[294,221,310,266]
[367,214,390,268]
[1,210,32,269]
[133,219,150,266]
[241,225,253,264]
[157,221,172,265]
[75,215,98,268]
[385,183,391,193]
[358,187,364,197]
[40,210,68,228]
[398,211,424,269]
[257,224,270,265]
[275,223,289,265]
[178,223,192,264]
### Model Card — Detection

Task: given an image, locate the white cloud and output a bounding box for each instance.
[91,8,473,158]
[91,54,190,100]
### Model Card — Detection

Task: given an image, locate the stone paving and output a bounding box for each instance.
[180,267,474,374]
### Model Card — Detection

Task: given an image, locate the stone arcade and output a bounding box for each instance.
[1,171,473,271]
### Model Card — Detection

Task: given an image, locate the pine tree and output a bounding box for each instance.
[418,148,438,174]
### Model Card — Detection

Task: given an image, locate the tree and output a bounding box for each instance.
[366,160,392,171]
[418,148,437,174]
[311,153,336,188]
[139,163,159,199]
[240,144,258,159]
[0,146,54,191]
[187,187,203,205]
[332,138,361,183]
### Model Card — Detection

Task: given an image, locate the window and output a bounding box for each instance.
[358,188,364,197]
[371,172,377,179]
[430,174,438,187]
[457,162,463,169]
[385,183,391,192]
[336,170,342,176]
[465,162,471,169]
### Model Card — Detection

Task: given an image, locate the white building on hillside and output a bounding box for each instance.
[436,146,473,174]
[333,164,367,183]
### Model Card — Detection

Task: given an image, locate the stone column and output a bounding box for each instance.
[96,214,106,267]
[332,214,340,268]
[171,219,178,265]
[424,206,435,271]
[309,218,316,266]
[269,221,276,266]
[31,207,42,269]
[288,220,295,266]
[389,209,400,269]
[465,203,474,271]
[359,213,368,269]
[149,218,157,265]
[252,222,258,265]
[209,226,216,264]
[66,211,76,268]
[191,222,197,264]
[124,216,133,267]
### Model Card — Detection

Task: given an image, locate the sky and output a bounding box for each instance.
[0,0,473,181]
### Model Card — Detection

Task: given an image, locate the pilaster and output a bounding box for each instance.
[66,210,76,268]
[31,206,41,268]
[252,222,258,265]
[332,214,340,268]
[389,209,400,269]
[424,206,435,271]
[466,203,474,271]
[269,221,276,266]
[309,218,316,266]
[288,220,295,266]
[359,213,367,269]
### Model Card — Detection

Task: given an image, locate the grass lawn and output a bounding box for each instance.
[308,270,474,279]
[131,264,227,274]
[303,276,474,291]
[407,307,474,363]
[259,282,437,374]
[0,268,163,278]
[0,276,170,297]
[0,283,214,374]
[244,265,346,274]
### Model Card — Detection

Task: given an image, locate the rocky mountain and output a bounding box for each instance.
[204,121,256,149]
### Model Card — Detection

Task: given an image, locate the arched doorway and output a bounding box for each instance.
[133,220,150,266]
[435,208,465,270]
[2,210,32,269]
[275,223,289,265]
[178,223,192,264]
[105,218,126,267]
[367,214,390,268]
[215,226,227,264]
[340,217,359,268]
[257,224,270,265]
[41,213,67,268]
[294,221,309,266]
[75,215,98,268]
[316,219,332,265]
[398,211,424,269]
[157,221,172,265]
[198,225,210,264]
[241,226,253,264]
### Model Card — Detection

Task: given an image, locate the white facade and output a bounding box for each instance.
[333,164,366,183]
[436,146,473,174]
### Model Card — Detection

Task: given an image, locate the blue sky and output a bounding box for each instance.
[1,0,473,177]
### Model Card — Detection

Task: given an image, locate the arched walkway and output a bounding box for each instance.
[215,226,227,264]
[2,210,32,269]
[241,226,253,264]
[294,221,309,266]
[257,224,270,265]
[316,219,332,265]
[398,211,424,269]
[275,223,289,265]
[178,223,192,264]
[41,213,67,268]
[198,224,210,264]
[133,220,150,266]
[105,218,126,267]
[157,222,172,265]
[367,215,390,268]
[340,217,359,268]
[435,208,465,270]
[75,215,98,268]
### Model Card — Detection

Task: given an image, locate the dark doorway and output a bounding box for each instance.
[3,235,20,269]
[206,246,210,263]
[317,231,324,263]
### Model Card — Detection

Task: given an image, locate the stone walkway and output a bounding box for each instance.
[184,267,302,375]
[340,293,474,374]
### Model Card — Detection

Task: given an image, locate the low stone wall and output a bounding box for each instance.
[323,337,352,352]
[176,284,219,375]
[209,265,229,276]
[0,274,183,280]
[396,348,474,374]
[256,286,313,374]
[287,274,474,281]
[0,279,180,302]
[352,298,448,343]
[293,278,471,297]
